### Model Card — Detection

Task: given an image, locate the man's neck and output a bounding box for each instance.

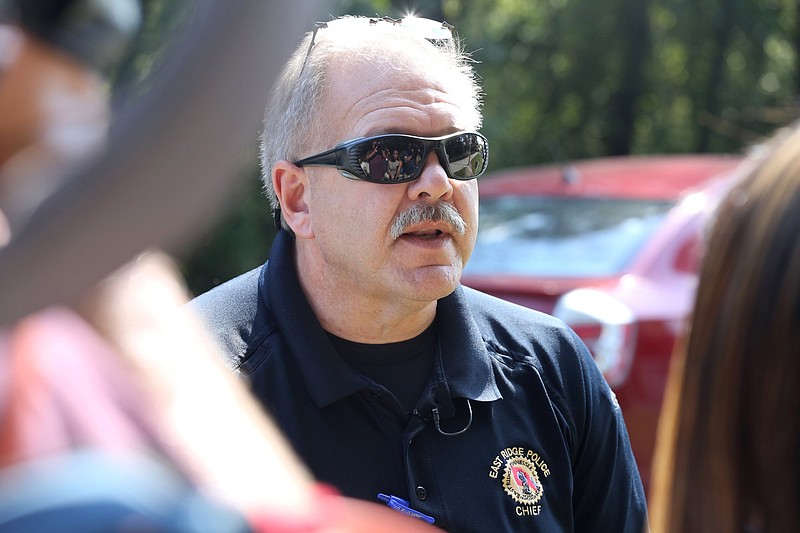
[295,247,437,344]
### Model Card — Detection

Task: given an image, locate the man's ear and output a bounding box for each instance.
[272,160,313,238]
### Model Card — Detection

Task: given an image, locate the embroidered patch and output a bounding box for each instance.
[502,456,543,505]
[488,446,549,514]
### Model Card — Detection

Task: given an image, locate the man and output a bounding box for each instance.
[365,139,387,181]
[192,15,647,532]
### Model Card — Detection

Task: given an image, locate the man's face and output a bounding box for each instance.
[301,52,480,306]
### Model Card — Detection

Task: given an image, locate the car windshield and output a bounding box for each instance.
[464,196,674,277]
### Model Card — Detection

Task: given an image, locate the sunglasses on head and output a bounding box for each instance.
[293,132,489,183]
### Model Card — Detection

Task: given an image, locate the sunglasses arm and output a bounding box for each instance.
[294,146,363,180]
[294,147,340,168]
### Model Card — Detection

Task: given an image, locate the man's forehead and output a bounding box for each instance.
[323,56,470,137]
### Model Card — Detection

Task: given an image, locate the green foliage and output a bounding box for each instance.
[112,0,194,97]
[450,0,798,168]
[169,0,799,295]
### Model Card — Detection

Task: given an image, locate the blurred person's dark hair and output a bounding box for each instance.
[649,121,800,532]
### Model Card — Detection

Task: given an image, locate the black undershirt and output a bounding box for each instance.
[326,322,437,413]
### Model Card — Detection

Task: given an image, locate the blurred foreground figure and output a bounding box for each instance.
[0,2,436,531]
[649,121,800,532]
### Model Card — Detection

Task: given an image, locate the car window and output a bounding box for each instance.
[464,196,674,277]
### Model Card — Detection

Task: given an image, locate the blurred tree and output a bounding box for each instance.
[448,0,798,166]
[112,0,194,98]
[174,0,800,296]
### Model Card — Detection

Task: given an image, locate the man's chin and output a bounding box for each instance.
[404,265,462,300]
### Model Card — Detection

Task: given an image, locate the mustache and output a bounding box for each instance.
[390,201,467,240]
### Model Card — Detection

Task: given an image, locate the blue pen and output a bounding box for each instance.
[377,493,436,524]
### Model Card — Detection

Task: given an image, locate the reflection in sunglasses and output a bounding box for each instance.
[294,132,489,184]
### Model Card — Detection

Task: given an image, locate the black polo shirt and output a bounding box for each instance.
[190,230,648,532]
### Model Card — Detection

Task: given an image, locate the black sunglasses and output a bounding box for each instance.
[293,132,489,184]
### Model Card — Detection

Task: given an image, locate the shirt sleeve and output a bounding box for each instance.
[564,328,650,533]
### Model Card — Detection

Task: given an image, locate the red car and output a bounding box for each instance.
[461,154,745,488]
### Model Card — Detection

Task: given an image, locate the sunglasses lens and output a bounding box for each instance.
[444,133,487,179]
[351,133,487,183]
[354,137,424,183]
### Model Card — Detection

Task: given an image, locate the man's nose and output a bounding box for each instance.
[407,151,453,201]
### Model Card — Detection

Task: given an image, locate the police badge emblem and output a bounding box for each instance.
[488,446,549,516]
[502,455,544,505]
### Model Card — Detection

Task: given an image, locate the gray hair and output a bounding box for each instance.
[258,15,484,231]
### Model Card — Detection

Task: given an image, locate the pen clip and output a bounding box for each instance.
[377,493,435,524]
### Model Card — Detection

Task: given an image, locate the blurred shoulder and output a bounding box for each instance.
[187,265,264,367]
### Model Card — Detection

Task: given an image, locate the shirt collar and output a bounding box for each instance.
[436,287,502,403]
